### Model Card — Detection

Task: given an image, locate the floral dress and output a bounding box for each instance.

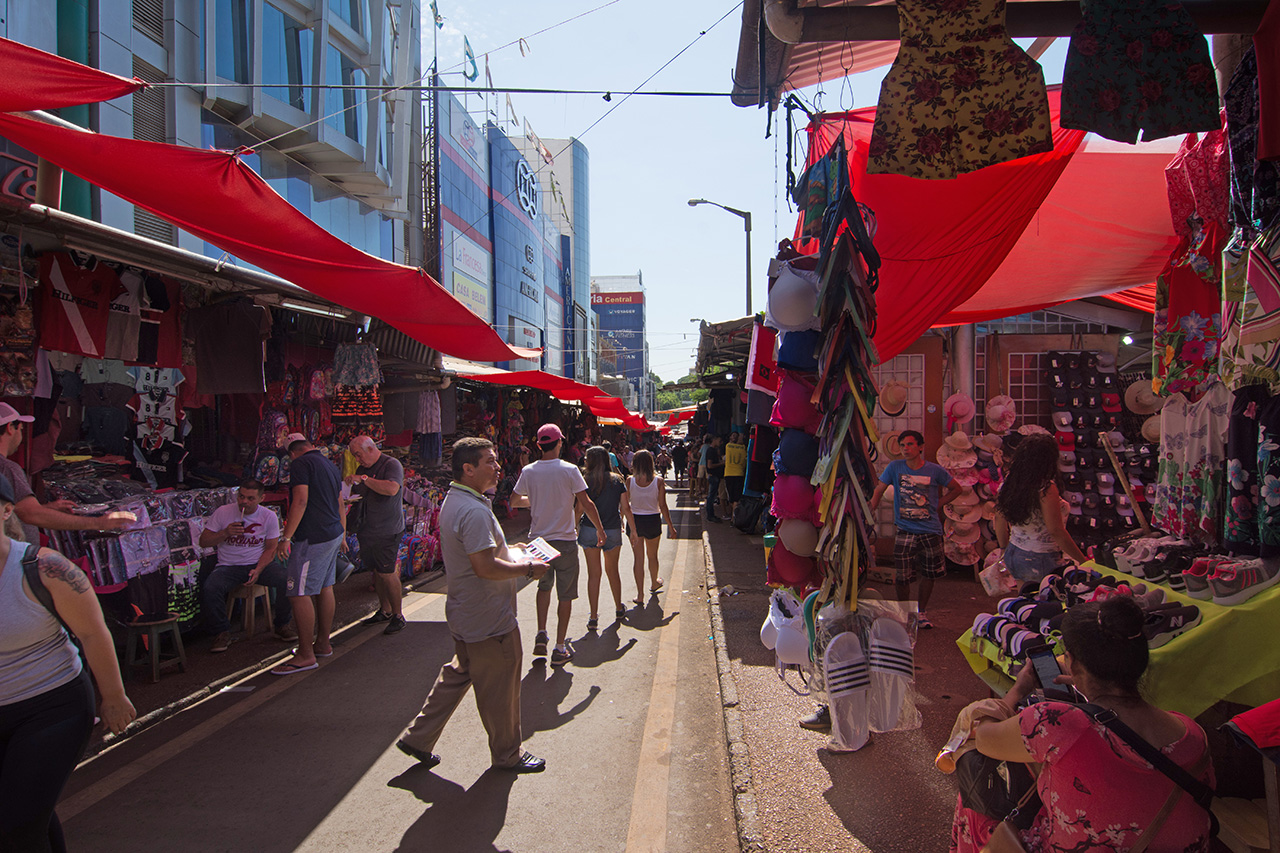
[1152,219,1225,398]
[1061,0,1219,143]
[867,0,1053,180]
[1152,381,1230,541]
[1018,703,1213,853]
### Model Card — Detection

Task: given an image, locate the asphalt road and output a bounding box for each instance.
[59,506,735,853]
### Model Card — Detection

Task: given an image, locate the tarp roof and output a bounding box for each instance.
[0,39,536,364]
[797,88,1174,360]
[453,367,652,431]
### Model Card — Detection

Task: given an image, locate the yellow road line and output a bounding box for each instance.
[59,591,444,820]
[624,534,690,852]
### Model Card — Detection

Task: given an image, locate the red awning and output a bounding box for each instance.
[797,87,1177,359]
[0,37,143,111]
[0,113,537,363]
[457,369,607,401]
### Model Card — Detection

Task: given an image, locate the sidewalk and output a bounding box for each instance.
[688,485,994,853]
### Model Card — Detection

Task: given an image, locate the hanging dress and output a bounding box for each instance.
[867,0,1053,180]
[1061,0,1219,143]
[1152,381,1230,542]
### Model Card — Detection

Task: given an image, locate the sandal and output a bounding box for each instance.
[650,578,664,593]
[587,616,599,631]
[632,597,645,606]
[615,607,627,621]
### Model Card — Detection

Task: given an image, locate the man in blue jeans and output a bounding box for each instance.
[200,478,296,652]
[704,434,725,523]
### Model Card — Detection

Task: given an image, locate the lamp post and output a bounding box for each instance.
[688,198,752,316]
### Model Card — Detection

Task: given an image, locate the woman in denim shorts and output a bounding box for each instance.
[994,434,1088,582]
[579,446,633,630]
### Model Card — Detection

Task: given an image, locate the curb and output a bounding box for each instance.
[703,528,768,853]
[84,568,445,764]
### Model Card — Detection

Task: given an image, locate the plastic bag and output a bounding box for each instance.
[979,550,1018,597]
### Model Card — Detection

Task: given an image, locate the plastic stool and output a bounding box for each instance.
[225,583,273,637]
[124,614,187,683]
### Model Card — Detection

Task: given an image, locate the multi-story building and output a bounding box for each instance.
[591,273,651,414]
[2,0,422,267]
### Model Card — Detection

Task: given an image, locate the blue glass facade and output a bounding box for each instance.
[436,90,493,324]
[488,124,546,369]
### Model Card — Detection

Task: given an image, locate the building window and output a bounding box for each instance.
[263,4,314,113]
[325,46,367,143]
[215,0,251,83]
[329,0,366,34]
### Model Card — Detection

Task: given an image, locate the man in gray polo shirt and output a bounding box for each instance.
[396,437,549,774]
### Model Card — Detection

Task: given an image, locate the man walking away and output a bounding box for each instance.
[511,424,605,666]
[704,435,725,524]
[347,435,408,635]
[396,437,549,773]
[868,430,961,628]
[200,479,296,652]
[272,433,345,674]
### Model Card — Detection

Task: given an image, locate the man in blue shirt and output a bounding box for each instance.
[869,430,962,628]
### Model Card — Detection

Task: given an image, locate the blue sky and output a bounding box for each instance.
[425,1,1070,382]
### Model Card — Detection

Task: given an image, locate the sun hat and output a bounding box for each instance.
[951,466,980,487]
[945,539,981,566]
[981,501,997,521]
[1124,380,1163,415]
[944,393,976,429]
[984,395,1017,433]
[0,403,34,428]
[944,431,974,451]
[879,381,910,417]
[881,431,904,460]
[936,444,977,469]
[945,502,983,524]
[1018,424,1050,436]
[1141,415,1161,444]
[972,433,1003,454]
[952,487,980,507]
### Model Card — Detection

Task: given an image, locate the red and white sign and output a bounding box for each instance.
[591,291,643,305]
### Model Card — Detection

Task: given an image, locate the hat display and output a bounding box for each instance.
[1051,411,1074,431]
[936,443,978,469]
[1097,351,1117,373]
[984,395,1017,434]
[1017,424,1050,436]
[879,381,910,417]
[981,501,997,521]
[944,431,974,451]
[1059,451,1076,473]
[944,393,977,429]
[881,431,904,460]
[951,466,981,487]
[952,487,981,508]
[972,433,1003,454]
[1124,380,1163,415]
[945,539,982,566]
[947,520,982,544]
[1141,415,1162,444]
[945,501,983,524]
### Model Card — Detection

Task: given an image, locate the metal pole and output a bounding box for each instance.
[743,211,752,316]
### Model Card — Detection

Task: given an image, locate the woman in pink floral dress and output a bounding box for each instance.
[952,597,1213,852]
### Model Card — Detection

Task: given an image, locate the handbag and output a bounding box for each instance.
[979,553,1018,597]
[981,784,1038,853]
[955,749,1039,828]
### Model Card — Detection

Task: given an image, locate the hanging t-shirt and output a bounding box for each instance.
[188,298,269,395]
[1152,381,1229,542]
[132,438,186,489]
[134,275,182,367]
[205,503,281,566]
[877,459,954,535]
[130,394,183,444]
[79,358,134,387]
[104,268,143,362]
[38,251,123,358]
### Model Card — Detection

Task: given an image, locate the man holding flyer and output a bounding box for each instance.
[396,437,550,774]
[510,423,606,666]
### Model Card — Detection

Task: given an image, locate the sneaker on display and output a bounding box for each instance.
[1143,603,1202,648]
[1209,559,1280,606]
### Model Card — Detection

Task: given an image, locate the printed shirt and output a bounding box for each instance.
[206,503,280,567]
[878,459,953,535]
[38,252,124,358]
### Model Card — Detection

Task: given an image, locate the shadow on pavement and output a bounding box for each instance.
[569,622,637,668]
[520,664,600,735]
[389,767,516,853]
[623,597,677,632]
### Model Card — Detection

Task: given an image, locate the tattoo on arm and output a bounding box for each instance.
[38,551,91,594]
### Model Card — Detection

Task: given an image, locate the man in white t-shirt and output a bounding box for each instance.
[511,424,605,666]
[200,478,296,652]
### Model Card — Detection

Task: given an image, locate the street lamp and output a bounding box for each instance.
[688,198,752,316]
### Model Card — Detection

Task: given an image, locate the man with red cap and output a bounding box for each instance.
[511,424,606,665]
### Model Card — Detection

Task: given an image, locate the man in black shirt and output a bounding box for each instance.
[704,435,725,524]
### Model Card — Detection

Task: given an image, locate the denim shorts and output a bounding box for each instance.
[286,534,342,596]
[578,525,622,550]
[1004,544,1065,582]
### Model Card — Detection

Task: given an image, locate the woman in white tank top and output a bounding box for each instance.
[627,450,676,605]
[993,434,1088,581]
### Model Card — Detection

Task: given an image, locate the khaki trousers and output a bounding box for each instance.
[400,628,523,767]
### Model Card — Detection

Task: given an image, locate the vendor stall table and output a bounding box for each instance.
[958,561,1280,718]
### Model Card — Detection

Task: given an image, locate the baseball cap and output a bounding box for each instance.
[1058,451,1076,473]
[536,423,564,445]
[285,432,308,445]
[1051,411,1073,430]
[0,403,34,428]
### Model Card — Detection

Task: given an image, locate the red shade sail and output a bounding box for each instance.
[0,37,143,111]
[0,112,537,363]
[458,369,609,401]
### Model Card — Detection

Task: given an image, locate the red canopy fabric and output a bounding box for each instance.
[458,369,606,401]
[0,37,143,111]
[1102,284,1159,314]
[0,113,536,363]
[799,89,1086,361]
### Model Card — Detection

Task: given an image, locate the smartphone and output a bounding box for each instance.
[1027,645,1073,702]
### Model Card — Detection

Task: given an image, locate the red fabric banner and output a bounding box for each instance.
[1102,283,1159,314]
[0,113,537,363]
[797,88,1086,362]
[0,37,143,111]
[458,369,607,401]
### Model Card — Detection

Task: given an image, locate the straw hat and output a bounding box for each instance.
[944,393,976,428]
[936,444,978,469]
[945,502,983,524]
[879,381,910,418]
[1141,415,1161,444]
[951,466,980,487]
[952,487,981,507]
[972,433,1003,454]
[1017,424,1050,436]
[944,431,974,451]
[946,520,982,544]
[945,538,981,565]
[881,430,904,460]
[980,501,997,521]
[985,395,1017,434]
[1125,380,1163,415]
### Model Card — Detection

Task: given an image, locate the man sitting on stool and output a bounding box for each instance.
[200,478,297,652]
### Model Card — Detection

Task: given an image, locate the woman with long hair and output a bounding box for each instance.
[579,446,632,628]
[993,433,1087,581]
[627,450,676,605]
[0,477,136,851]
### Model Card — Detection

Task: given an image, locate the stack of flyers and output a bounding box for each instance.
[512,537,559,563]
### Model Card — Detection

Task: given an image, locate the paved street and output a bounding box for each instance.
[59,502,735,853]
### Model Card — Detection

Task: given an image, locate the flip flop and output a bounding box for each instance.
[294,648,333,658]
[650,579,664,592]
[271,661,319,676]
[632,597,645,606]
